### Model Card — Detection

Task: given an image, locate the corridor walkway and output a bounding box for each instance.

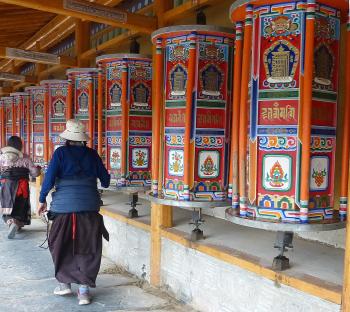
[0,219,193,312]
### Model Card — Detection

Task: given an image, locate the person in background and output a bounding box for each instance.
[37,119,110,306]
[0,136,40,239]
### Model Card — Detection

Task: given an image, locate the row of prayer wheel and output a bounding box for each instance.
[0,0,349,224]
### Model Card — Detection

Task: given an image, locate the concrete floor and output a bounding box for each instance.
[0,219,195,312]
[101,191,344,287]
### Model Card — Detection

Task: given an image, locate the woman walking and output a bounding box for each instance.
[38,119,110,306]
[0,136,40,239]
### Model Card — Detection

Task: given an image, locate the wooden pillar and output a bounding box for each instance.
[120,63,128,186]
[66,78,73,120]
[340,12,350,221]
[18,97,23,138]
[88,78,94,148]
[151,39,164,196]
[299,0,316,223]
[238,5,253,217]
[341,8,350,311]
[0,103,5,147]
[183,35,197,201]
[75,19,90,68]
[228,21,243,210]
[97,65,103,157]
[43,89,49,163]
[26,95,31,155]
[150,204,172,286]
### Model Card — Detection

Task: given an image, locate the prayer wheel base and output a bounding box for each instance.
[272,256,290,271]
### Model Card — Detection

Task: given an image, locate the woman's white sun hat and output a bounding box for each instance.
[59,119,90,142]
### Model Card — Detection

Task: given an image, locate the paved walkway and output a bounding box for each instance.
[0,219,194,312]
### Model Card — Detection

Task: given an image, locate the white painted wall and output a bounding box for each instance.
[161,238,340,312]
[102,215,151,282]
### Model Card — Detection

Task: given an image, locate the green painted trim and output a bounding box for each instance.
[129,110,152,116]
[312,91,337,101]
[196,100,226,108]
[259,90,299,99]
[165,101,186,108]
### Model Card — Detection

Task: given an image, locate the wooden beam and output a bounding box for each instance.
[0,86,13,95]
[0,0,157,34]
[163,0,223,23]
[75,19,90,67]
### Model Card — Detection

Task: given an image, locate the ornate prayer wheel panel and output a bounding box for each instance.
[66,68,100,151]
[229,0,346,222]
[40,80,69,155]
[25,86,46,166]
[11,92,29,154]
[151,26,235,201]
[96,54,152,187]
[3,96,14,141]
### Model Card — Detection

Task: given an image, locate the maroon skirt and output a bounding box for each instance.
[48,212,109,287]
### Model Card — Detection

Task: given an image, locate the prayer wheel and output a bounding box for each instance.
[96,54,152,188]
[151,25,235,201]
[40,80,69,157]
[10,92,30,154]
[25,86,47,166]
[229,0,349,223]
[3,96,14,141]
[66,68,101,152]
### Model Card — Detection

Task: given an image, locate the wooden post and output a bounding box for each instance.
[43,88,49,163]
[183,34,197,201]
[238,5,253,216]
[151,39,164,196]
[341,8,350,311]
[18,96,23,138]
[88,78,94,148]
[150,204,173,286]
[120,63,128,186]
[97,65,103,157]
[26,95,31,155]
[0,102,5,147]
[339,12,350,221]
[66,77,73,120]
[299,0,316,223]
[75,19,90,68]
[228,21,243,210]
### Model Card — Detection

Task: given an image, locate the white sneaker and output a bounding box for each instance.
[7,223,18,239]
[78,289,91,305]
[54,283,73,296]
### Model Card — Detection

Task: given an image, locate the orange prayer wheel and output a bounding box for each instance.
[229,0,348,223]
[96,54,152,188]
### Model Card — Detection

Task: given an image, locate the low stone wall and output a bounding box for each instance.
[102,215,151,282]
[161,238,340,312]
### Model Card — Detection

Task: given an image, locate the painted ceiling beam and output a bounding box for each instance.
[0,0,157,34]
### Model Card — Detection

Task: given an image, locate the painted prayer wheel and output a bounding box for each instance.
[3,96,14,141]
[40,80,69,157]
[66,68,101,152]
[96,54,152,187]
[25,86,47,166]
[10,92,30,155]
[229,0,349,223]
[151,25,235,201]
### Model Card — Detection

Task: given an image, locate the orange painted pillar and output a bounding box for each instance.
[183,34,197,201]
[11,98,16,136]
[152,38,164,196]
[26,95,31,156]
[88,78,94,148]
[66,78,73,120]
[120,64,129,186]
[238,5,253,216]
[18,97,23,139]
[43,90,50,163]
[339,12,350,220]
[0,102,4,147]
[228,21,243,210]
[97,65,103,157]
[299,0,316,223]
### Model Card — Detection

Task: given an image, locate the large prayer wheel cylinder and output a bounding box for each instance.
[25,86,47,166]
[40,80,69,156]
[229,0,348,222]
[66,68,100,151]
[3,96,14,141]
[151,25,235,201]
[96,54,152,187]
[11,92,30,154]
